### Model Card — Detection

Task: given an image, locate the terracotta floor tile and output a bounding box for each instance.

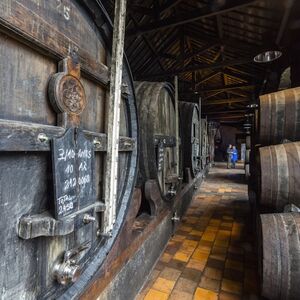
[160,267,182,282]
[206,258,225,270]
[152,277,176,294]
[181,267,202,282]
[167,259,187,271]
[225,259,244,272]
[219,291,241,300]
[192,249,210,261]
[174,277,197,294]
[189,230,203,236]
[186,258,206,271]
[194,287,218,300]
[174,251,192,262]
[199,276,221,292]
[221,279,243,295]
[223,268,244,282]
[144,289,169,300]
[203,267,223,280]
[169,289,193,300]
[160,252,173,263]
[172,234,186,242]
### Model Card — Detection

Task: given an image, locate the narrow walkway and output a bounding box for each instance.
[137,163,259,300]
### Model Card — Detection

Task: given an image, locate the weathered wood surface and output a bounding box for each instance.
[0,1,138,299]
[179,102,201,179]
[134,81,179,200]
[259,142,300,212]
[259,213,300,300]
[0,119,135,152]
[259,87,300,145]
[246,135,251,149]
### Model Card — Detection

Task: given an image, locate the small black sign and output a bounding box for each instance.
[52,128,95,219]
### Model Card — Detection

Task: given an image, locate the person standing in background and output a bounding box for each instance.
[231,145,238,168]
[227,144,232,168]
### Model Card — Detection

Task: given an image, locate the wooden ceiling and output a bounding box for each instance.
[103,0,299,126]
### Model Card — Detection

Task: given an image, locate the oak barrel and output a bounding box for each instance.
[259,142,300,211]
[179,102,200,178]
[201,118,208,169]
[0,1,138,299]
[246,135,251,149]
[245,149,250,163]
[259,87,300,145]
[134,81,179,198]
[259,213,300,300]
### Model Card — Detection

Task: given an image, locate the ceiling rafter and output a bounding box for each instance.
[127,0,256,37]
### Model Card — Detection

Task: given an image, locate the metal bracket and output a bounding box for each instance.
[18,202,105,239]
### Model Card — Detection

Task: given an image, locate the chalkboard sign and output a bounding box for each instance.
[52,128,95,219]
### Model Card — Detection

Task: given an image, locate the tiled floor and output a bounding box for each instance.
[136,163,259,300]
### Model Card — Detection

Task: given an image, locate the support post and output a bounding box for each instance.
[104,0,127,234]
[174,76,180,177]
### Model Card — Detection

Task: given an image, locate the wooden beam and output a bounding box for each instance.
[204,109,247,115]
[201,83,254,93]
[128,5,153,15]
[202,98,250,106]
[129,16,165,72]
[208,115,245,120]
[127,0,256,36]
[160,0,184,14]
[196,71,220,86]
[140,58,252,79]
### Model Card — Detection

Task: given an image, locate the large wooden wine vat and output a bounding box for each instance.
[259,87,300,145]
[0,1,138,299]
[259,213,300,300]
[134,82,179,199]
[179,102,200,178]
[259,142,300,211]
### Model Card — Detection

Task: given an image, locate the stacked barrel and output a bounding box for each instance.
[249,87,300,299]
[245,135,251,179]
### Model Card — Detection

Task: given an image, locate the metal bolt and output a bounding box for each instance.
[37,133,48,143]
[83,214,96,224]
[93,139,102,148]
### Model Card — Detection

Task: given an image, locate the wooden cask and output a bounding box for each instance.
[259,87,300,145]
[134,82,179,199]
[179,102,200,178]
[0,1,138,299]
[246,135,251,149]
[259,213,300,300]
[201,118,208,169]
[259,142,300,211]
[245,149,250,163]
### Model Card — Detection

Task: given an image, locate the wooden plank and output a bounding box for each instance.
[141,58,252,79]
[174,76,180,176]
[201,83,254,93]
[0,1,109,85]
[0,119,135,152]
[127,0,256,36]
[203,98,250,105]
[103,0,127,234]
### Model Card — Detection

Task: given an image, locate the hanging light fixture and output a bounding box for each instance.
[254,50,282,63]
